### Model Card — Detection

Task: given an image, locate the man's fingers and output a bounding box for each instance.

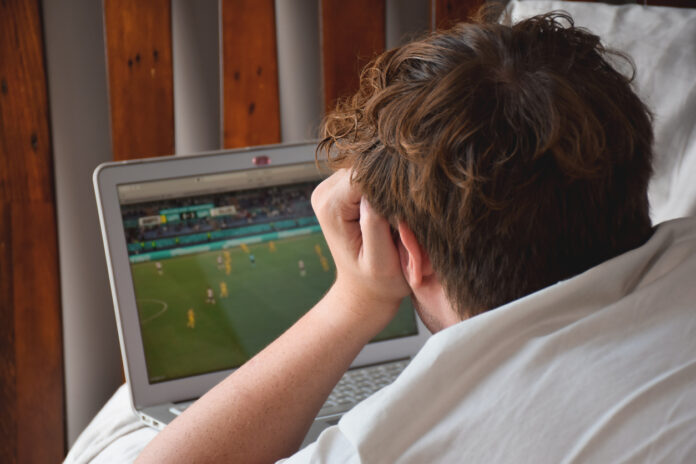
[359,196,400,271]
[311,169,360,226]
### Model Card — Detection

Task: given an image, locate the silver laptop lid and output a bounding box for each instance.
[94,142,429,409]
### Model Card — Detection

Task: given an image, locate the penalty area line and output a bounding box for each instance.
[139,299,169,324]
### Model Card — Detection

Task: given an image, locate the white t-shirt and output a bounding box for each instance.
[285,217,696,463]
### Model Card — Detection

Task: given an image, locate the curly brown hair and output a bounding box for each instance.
[317,12,654,318]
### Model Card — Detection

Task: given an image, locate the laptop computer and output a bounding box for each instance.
[94,141,430,445]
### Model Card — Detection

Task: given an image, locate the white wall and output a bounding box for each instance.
[42,0,122,446]
[172,0,221,154]
[386,0,430,48]
[275,0,323,142]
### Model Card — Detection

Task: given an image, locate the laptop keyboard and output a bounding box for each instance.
[170,359,409,418]
[318,359,409,417]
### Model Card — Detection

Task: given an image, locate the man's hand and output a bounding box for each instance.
[312,169,410,325]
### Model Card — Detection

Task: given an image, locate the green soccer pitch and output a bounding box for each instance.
[131,232,417,383]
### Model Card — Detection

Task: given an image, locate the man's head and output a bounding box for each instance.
[318,12,654,319]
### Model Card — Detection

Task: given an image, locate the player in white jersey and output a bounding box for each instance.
[205,287,215,304]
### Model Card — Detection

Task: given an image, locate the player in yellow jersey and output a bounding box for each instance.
[314,243,322,256]
[186,308,195,329]
[320,256,330,272]
[223,250,232,275]
[269,241,277,252]
[241,243,250,254]
[220,281,229,298]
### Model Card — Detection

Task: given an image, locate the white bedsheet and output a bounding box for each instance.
[64,385,156,464]
[66,2,696,462]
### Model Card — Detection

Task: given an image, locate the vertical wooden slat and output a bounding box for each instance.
[221,0,281,148]
[562,0,695,7]
[320,0,386,113]
[646,0,696,6]
[430,0,484,30]
[0,205,16,464]
[104,0,174,160]
[0,1,65,462]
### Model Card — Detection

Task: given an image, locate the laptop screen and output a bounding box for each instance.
[117,162,418,384]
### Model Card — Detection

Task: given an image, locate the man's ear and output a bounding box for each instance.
[397,222,434,288]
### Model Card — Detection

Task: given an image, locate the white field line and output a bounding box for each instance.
[139,299,169,324]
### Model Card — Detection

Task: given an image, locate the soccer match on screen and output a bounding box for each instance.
[121,180,416,383]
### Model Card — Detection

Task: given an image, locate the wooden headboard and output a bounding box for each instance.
[2,0,693,462]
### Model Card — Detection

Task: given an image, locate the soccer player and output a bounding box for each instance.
[219,281,229,298]
[320,256,330,272]
[269,241,277,252]
[205,287,215,304]
[216,254,224,270]
[155,261,163,276]
[298,259,306,277]
[223,250,232,275]
[249,253,255,267]
[186,308,195,329]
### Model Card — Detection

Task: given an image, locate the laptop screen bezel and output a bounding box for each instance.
[94,142,431,409]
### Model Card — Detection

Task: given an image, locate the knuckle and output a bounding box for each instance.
[310,185,326,213]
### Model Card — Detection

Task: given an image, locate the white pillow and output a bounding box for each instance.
[508,0,696,223]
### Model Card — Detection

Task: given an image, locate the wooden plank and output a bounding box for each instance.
[320,0,386,113]
[104,0,174,160]
[0,0,65,462]
[221,0,281,148]
[430,0,484,30]
[12,202,64,463]
[0,203,16,464]
[644,0,696,6]
[565,0,696,6]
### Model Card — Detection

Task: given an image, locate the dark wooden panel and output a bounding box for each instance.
[0,3,55,202]
[0,0,65,462]
[565,0,696,6]
[12,202,64,463]
[643,0,695,6]
[221,0,281,148]
[320,0,386,113]
[646,0,696,6]
[0,203,16,464]
[430,0,484,29]
[104,0,174,160]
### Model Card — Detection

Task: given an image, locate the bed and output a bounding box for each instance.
[64,1,696,462]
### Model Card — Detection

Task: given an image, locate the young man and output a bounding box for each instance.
[137,12,696,463]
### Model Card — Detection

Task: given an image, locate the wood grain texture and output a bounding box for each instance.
[320,0,386,113]
[564,0,696,5]
[645,0,696,6]
[430,0,484,29]
[104,0,174,160]
[12,202,64,463]
[0,203,16,464]
[0,0,65,462]
[222,0,281,148]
